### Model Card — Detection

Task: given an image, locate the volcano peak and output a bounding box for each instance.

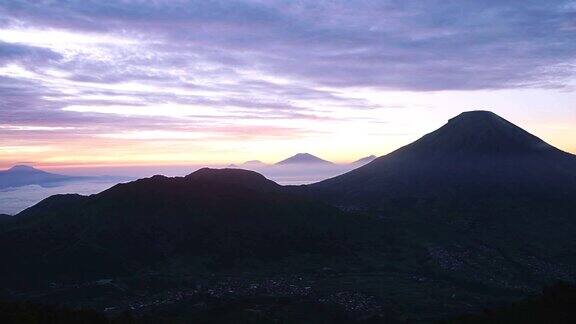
[412,110,554,156]
[275,153,334,165]
[7,165,40,172]
[447,110,510,128]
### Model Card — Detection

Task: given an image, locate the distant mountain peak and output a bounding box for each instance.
[7,165,40,172]
[276,153,334,165]
[242,160,266,166]
[0,165,82,189]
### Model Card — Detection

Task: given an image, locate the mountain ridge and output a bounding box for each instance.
[1,168,371,287]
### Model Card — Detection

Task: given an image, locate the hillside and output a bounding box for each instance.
[0,168,375,289]
[294,111,576,306]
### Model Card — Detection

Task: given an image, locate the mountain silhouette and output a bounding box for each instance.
[275,153,334,165]
[184,168,279,190]
[0,165,86,189]
[405,110,564,156]
[306,110,576,209]
[0,168,370,287]
[290,110,576,308]
[2,112,576,321]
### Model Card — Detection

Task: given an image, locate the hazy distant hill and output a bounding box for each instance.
[275,153,334,165]
[0,165,88,189]
[241,160,267,167]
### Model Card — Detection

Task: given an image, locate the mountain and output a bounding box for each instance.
[295,110,576,303]
[275,153,334,165]
[306,110,576,210]
[352,155,377,165]
[241,160,267,167]
[0,168,373,288]
[0,165,87,189]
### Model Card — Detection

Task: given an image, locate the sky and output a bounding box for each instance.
[0,0,575,172]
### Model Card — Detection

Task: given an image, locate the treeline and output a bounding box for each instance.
[3,282,576,323]
[443,281,576,324]
[0,301,135,324]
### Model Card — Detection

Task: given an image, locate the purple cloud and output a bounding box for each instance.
[2,0,574,91]
[0,41,60,65]
[0,0,575,160]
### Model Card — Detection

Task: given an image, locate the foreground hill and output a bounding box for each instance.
[0,168,375,288]
[443,282,576,324]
